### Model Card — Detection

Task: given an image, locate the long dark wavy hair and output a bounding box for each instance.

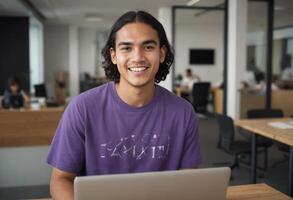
[101,10,174,83]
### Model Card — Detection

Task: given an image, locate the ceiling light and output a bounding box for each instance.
[187,0,200,6]
[84,13,103,22]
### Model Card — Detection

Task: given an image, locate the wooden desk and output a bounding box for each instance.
[239,89,293,118]
[30,184,291,200]
[235,118,293,197]
[0,107,64,147]
[227,183,291,200]
[212,88,223,114]
[174,86,190,97]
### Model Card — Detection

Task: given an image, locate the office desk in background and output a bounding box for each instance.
[174,86,223,114]
[0,107,64,147]
[174,86,190,97]
[240,89,293,118]
[236,118,293,197]
[30,184,291,200]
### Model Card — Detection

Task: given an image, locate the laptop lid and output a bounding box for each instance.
[74,167,231,200]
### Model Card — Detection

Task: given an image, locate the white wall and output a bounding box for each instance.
[44,25,102,98]
[79,28,97,75]
[175,23,223,85]
[44,24,69,98]
[248,28,293,76]
[158,7,173,91]
[69,26,79,97]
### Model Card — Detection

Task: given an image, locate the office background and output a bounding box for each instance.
[0,0,293,199]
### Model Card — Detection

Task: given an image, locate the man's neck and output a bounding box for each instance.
[115,82,155,107]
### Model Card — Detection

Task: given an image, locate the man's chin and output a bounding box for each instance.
[129,80,153,89]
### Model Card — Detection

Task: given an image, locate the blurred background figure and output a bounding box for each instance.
[253,72,278,93]
[281,54,293,80]
[2,77,29,108]
[181,68,201,90]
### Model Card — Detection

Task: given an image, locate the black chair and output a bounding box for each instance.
[191,82,211,113]
[239,109,284,170]
[247,109,283,119]
[215,114,251,170]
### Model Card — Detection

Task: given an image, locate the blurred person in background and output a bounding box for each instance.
[181,68,201,90]
[281,54,293,80]
[2,77,29,108]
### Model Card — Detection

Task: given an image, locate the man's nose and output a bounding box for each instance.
[132,47,145,62]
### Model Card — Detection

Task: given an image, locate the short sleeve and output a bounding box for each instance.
[180,109,202,168]
[46,97,86,174]
[3,90,10,105]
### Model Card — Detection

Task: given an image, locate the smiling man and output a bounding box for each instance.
[47,10,202,200]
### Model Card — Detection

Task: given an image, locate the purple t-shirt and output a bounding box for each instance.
[47,82,202,175]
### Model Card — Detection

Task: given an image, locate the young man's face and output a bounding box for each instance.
[110,22,166,89]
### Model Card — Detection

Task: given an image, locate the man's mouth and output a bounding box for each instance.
[128,67,149,72]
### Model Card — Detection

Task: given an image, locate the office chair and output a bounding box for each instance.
[215,114,251,170]
[239,108,284,170]
[191,82,211,113]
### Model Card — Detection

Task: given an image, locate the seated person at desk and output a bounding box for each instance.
[281,54,293,80]
[255,72,278,91]
[181,68,201,90]
[178,68,201,100]
[2,77,29,108]
[46,11,202,200]
[245,72,278,93]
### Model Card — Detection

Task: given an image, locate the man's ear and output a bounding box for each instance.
[110,48,117,64]
[160,45,167,63]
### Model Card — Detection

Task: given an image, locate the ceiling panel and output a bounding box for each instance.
[0,0,292,31]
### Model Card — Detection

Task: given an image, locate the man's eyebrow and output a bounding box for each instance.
[117,42,133,46]
[143,40,158,45]
[117,40,158,46]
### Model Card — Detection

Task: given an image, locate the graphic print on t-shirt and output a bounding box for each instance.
[99,133,170,160]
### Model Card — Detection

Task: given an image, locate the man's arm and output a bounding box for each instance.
[50,168,76,200]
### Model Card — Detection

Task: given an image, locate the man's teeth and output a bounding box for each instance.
[129,67,147,72]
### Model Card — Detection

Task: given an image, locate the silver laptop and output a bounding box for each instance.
[74,167,231,200]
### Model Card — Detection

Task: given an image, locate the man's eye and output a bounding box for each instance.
[121,47,131,51]
[145,45,155,50]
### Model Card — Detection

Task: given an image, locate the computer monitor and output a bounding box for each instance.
[74,167,231,200]
[189,49,215,65]
[34,84,47,98]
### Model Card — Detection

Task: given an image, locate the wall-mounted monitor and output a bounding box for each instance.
[189,49,215,65]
